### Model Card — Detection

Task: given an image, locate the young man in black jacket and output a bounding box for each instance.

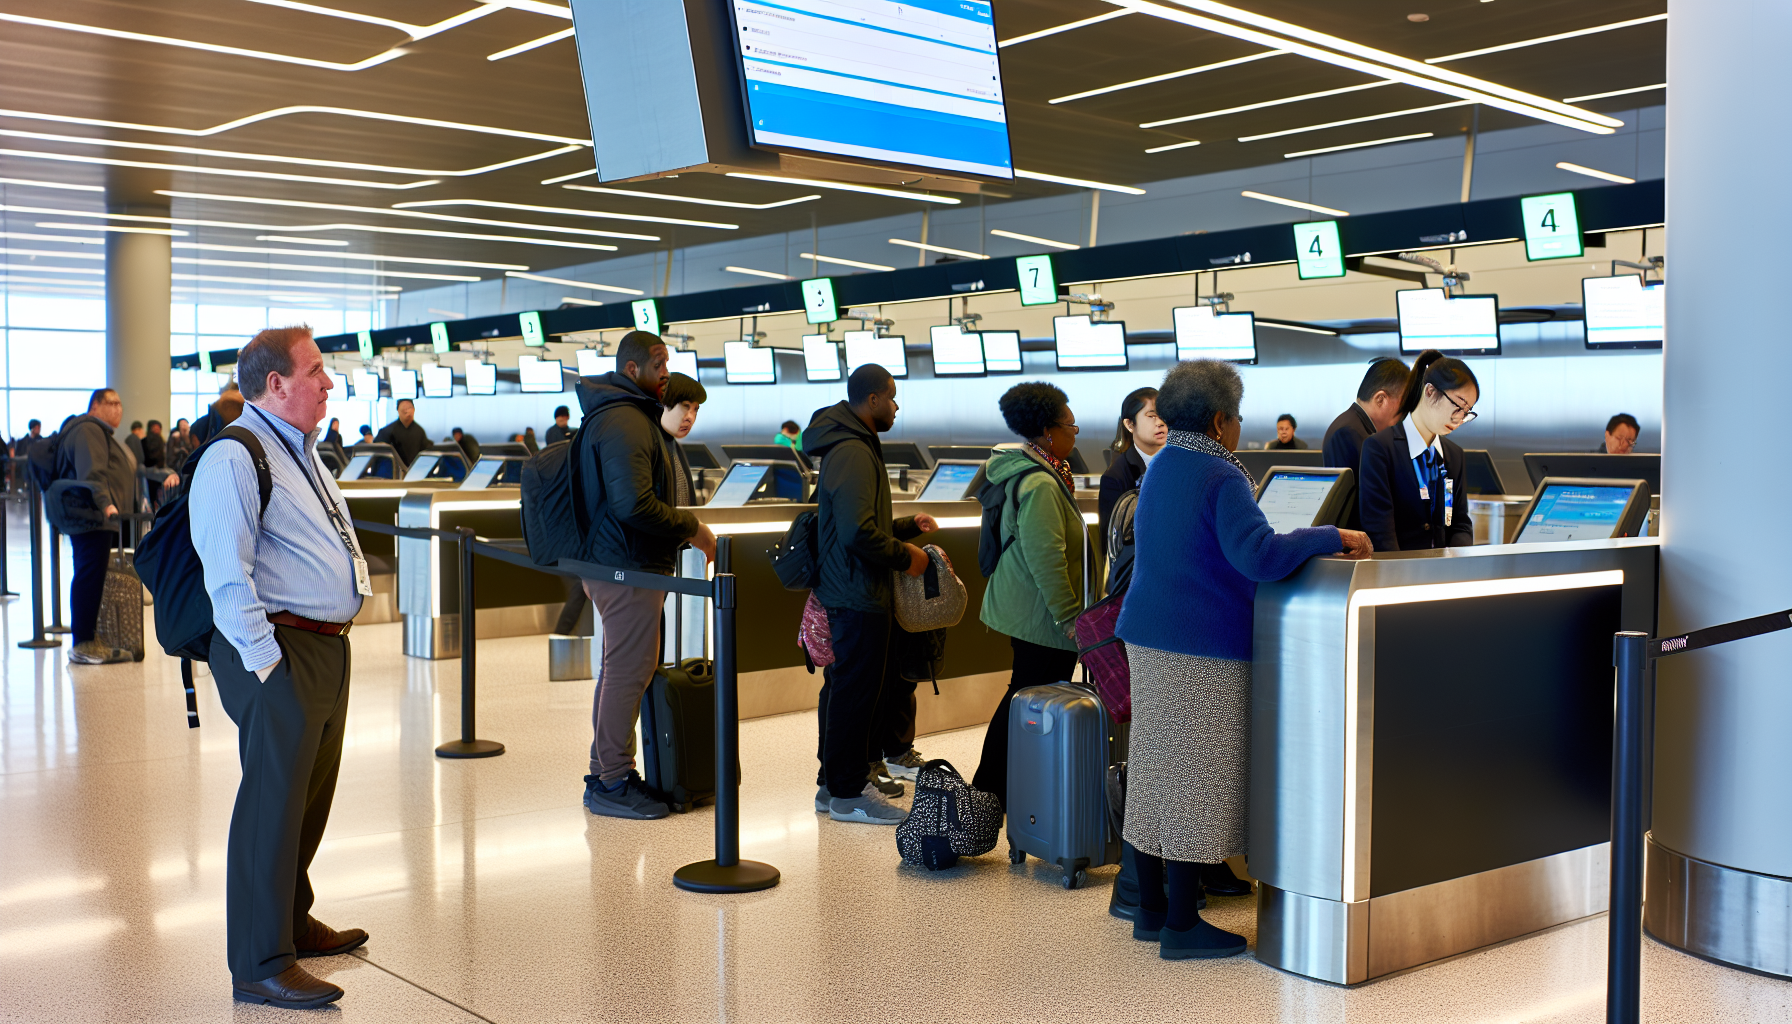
[575,331,716,820]
[804,364,937,825]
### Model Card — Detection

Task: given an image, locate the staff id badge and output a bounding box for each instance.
[1442,474,1454,527]
[352,552,374,597]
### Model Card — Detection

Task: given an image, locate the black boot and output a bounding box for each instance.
[1201,860,1254,898]
[1109,842,1143,921]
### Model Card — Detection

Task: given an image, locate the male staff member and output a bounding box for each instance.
[1595,413,1641,454]
[545,406,573,445]
[373,398,428,467]
[576,331,716,820]
[804,364,937,826]
[192,326,372,1009]
[1322,357,1408,529]
[1266,414,1307,450]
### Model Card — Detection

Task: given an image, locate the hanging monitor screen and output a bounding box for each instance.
[464,360,497,396]
[388,368,418,401]
[1582,275,1664,349]
[844,330,908,377]
[326,371,348,397]
[575,348,617,376]
[723,341,776,384]
[669,349,699,378]
[420,364,454,398]
[1053,315,1127,370]
[518,356,565,393]
[1396,288,1500,355]
[930,324,985,376]
[729,0,1012,179]
[802,334,842,381]
[979,330,1022,373]
[1172,306,1257,362]
[351,369,382,400]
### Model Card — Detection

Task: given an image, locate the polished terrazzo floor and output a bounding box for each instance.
[2,511,1790,1023]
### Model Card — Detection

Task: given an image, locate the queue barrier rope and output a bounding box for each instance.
[350,518,777,895]
[1609,608,1792,1024]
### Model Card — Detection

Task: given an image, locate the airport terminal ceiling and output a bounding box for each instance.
[0,0,1664,272]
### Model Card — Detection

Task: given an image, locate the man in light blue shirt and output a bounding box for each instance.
[190,325,370,1010]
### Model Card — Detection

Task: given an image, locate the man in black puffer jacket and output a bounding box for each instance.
[573,330,716,821]
[805,363,937,826]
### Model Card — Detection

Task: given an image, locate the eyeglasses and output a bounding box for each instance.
[1437,388,1478,423]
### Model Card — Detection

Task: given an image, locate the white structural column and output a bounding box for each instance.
[1649,0,1792,977]
[104,211,172,433]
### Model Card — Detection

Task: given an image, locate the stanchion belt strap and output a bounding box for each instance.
[1652,609,1792,658]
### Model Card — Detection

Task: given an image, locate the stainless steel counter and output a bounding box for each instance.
[1250,537,1659,983]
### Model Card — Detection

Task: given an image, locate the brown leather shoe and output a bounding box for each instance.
[233,963,343,1009]
[295,915,369,958]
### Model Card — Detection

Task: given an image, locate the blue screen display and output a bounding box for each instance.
[1516,484,1635,543]
[707,463,770,507]
[918,461,981,501]
[732,0,1012,178]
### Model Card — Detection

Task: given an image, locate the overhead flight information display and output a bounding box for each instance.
[930,324,985,375]
[669,349,699,378]
[844,329,908,377]
[1582,275,1664,349]
[730,0,1013,179]
[576,349,617,376]
[803,333,842,381]
[1396,288,1500,355]
[723,341,777,384]
[1053,315,1127,370]
[1172,305,1256,362]
[979,329,1022,372]
[464,360,497,396]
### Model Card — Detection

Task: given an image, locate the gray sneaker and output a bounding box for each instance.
[828,783,909,825]
[583,771,670,820]
[815,785,832,813]
[868,761,905,797]
[70,641,129,665]
[884,748,927,780]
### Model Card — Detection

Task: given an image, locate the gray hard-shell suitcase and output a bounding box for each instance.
[1004,682,1120,889]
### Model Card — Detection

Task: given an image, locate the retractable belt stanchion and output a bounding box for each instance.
[18,478,59,649]
[0,461,17,600]
[437,525,504,759]
[1606,609,1792,1024]
[45,523,69,634]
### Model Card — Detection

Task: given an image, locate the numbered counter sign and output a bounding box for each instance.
[429,321,450,353]
[1293,220,1345,279]
[631,298,661,336]
[801,277,837,325]
[1520,192,1584,261]
[356,330,374,360]
[1016,254,1057,306]
[520,310,545,347]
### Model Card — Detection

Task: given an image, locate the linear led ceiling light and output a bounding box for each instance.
[999,10,1132,47]
[0,105,590,146]
[888,239,989,260]
[1140,80,1393,128]
[1099,0,1620,133]
[0,12,410,72]
[1555,161,1636,185]
[1236,99,1472,142]
[1564,84,1666,104]
[1013,169,1146,194]
[177,242,527,270]
[172,273,400,292]
[559,296,603,306]
[1285,132,1434,158]
[1427,14,1667,64]
[173,257,481,282]
[37,222,186,235]
[0,264,101,274]
[157,191,662,241]
[239,0,509,40]
[563,184,821,210]
[1050,50,1285,104]
[724,266,790,280]
[1145,139,1202,153]
[800,253,895,272]
[393,198,737,230]
[1240,191,1349,216]
[990,228,1080,250]
[488,27,576,60]
[505,271,644,295]
[725,172,962,204]
[0,246,103,258]
[0,148,443,190]
[0,176,103,192]
[0,231,104,245]
[255,235,348,245]
[542,168,597,184]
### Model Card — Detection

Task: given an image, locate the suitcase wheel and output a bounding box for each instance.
[1008,844,1025,865]
[1063,868,1088,891]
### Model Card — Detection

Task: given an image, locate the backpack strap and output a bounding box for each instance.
[186,425,273,519]
[995,463,1049,566]
[180,657,200,729]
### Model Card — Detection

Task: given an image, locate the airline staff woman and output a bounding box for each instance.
[1357,349,1479,551]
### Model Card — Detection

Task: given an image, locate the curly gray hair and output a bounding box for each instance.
[1155,359,1243,434]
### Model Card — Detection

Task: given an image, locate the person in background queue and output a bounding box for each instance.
[190,326,370,1009]
[546,406,573,446]
[1358,350,1479,552]
[523,426,539,454]
[165,418,194,473]
[66,389,150,665]
[1596,413,1640,454]
[322,417,346,468]
[774,419,803,452]
[973,382,1086,810]
[450,427,479,464]
[575,332,716,821]
[125,420,147,471]
[1322,357,1409,529]
[805,363,938,826]
[357,425,373,446]
[1265,414,1307,450]
[372,398,428,468]
[144,419,166,473]
[1099,386,1165,538]
[1116,360,1371,960]
[191,381,243,446]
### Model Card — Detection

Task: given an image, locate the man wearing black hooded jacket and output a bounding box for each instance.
[574,330,716,821]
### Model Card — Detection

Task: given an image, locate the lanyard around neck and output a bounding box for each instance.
[251,406,360,561]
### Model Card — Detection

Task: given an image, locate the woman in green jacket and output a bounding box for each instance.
[972,381,1085,808]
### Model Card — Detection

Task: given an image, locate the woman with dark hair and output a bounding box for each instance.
[1099,386,1165,537]
[1117,360,1370,959]
[972,381,1086,808]
[1357,349,1479,552]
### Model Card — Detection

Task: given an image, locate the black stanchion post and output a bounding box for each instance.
[1608,631,1649,1024]
[18,478,58,649]
[437,526,503,759]
[675,535,779,894]
[0,466,16,599]
[45,522,69,634]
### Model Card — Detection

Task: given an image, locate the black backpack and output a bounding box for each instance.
[767,509,820,591]
[24,414,78,490]
[975,463,1046,578]
[519,427,589,568]
[1105,488,1140,596]
[136,426,273,662]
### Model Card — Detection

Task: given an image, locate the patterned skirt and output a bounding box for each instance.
[1120,644,1252,864]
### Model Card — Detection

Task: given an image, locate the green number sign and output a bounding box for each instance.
[801,277,838,325]
[630,299,660,336]
[1016,254,1057,306]
[1292,220,1345,279]
[429,321,450,353]
[356,330,374,360]
[520,310,545,347]
[1520,192,1583,261]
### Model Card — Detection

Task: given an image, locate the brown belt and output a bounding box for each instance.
[268,610,353,636]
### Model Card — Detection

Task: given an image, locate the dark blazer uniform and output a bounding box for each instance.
[1097,445,1148,539]
[1358,419,1474,551]
[1322,404,1377,529]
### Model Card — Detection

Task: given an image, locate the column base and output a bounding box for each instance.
[1645,832,1792,979]
[673,859,780,894]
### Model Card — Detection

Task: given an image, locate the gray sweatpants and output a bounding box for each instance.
[584,577,667,781]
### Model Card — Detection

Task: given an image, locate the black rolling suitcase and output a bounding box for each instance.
[638,551,736,812]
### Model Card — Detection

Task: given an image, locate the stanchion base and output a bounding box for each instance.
[45,626,71,635]
[673,859,781,894]
[435,739,504,759]
[18,638,61,649]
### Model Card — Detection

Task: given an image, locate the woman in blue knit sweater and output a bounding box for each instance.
[1115,360,1371,959]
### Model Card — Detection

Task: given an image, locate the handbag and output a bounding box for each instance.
[797,591,834,670]
[1075,585,1131,723]
[895,759,1003,870]
[892,543,966,632]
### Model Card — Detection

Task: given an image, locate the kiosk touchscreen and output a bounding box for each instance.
[1235,448,1324,486]
[1522,452,1660,495]
[1461,449,1509,495]
[1513,477,1649,543]
[929,445,994,463]
[1254,467,1355,533]
[917,460,986,502]
[458,458,504,490]
[723,444,810,471]
[706,463,769,507]
[682,443,722,471]
[880,442,929,469]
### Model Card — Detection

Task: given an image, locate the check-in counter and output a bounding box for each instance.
[397,488,569,658]
[1250,537,1659,984]
[338,478,460,625]
[1468,495,1531,545]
